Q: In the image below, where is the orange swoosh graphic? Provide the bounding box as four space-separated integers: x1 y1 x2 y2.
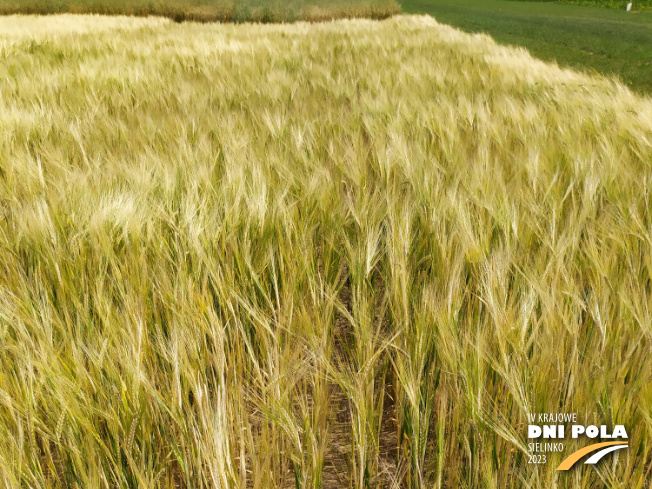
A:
556 442 628 471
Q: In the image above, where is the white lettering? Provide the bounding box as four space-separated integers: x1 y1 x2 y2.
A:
613 425 628 439
572 425 585 438
528 425 542 438
586 425 599 438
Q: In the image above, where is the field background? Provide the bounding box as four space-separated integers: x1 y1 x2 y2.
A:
0 0 400 21
0 13 651 489
0 0 649 95
402 0 652 95
561 0 652 9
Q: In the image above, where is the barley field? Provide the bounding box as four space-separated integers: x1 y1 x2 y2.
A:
0 14 651 489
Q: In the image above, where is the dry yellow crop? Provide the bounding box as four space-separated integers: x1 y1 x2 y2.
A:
0 14 651 488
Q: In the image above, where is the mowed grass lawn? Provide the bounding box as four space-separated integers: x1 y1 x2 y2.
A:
1 14 652 488
402 0 652 95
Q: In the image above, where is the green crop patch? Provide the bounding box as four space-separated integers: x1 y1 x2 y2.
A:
0 0 400 22
402 0 652 95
